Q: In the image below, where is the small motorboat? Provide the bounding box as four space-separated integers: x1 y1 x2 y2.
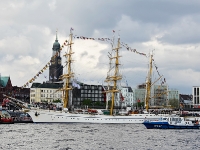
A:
0 109 14 124
143 116 200 129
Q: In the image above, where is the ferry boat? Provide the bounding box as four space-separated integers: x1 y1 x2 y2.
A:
27 30 174 124
143 116 200 129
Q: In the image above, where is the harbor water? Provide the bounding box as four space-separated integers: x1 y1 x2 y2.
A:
0 123 200 150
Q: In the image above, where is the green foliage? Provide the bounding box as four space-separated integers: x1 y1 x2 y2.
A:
93 101 105 106
53 99 62 103
82 99 106 107
41 100 48 103
132 102 144 108
107 100 112 108
137 102 144 107
82 99 92 106
168 98 179 108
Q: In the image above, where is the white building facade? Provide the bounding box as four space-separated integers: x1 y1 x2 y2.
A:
30 82 63 103
120 87 135 107
193 86 200 108
106 86 135 107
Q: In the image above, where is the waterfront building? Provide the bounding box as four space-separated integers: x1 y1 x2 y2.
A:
30 82 63 103
134 84 146 104
192 86 200 108
72 83 105 107
168 89 179 100
0 76 12 103
30 81 134 108
134 83 179 108
12 86 30 103
30 82 106 107
0 75 30 104
168 88 179 108
29 79 181 109
73 84 134 108
179 94 193 109
120 87 135 107
104 86 134 108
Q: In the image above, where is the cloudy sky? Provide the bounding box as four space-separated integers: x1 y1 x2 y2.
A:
1 0 200 94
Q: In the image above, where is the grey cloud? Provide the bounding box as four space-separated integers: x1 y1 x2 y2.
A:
80 51 88 58
1 0 200 94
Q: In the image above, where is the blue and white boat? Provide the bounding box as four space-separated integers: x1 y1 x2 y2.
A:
143 116 200 129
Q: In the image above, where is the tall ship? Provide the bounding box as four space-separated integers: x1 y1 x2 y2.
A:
27 30 174 124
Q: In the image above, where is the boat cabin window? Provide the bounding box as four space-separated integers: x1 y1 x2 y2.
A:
172 118 178 121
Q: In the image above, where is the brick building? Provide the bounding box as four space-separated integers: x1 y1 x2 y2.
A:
0 76 13 103
0 76 30 104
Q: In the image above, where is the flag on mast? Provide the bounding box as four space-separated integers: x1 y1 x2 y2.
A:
70 27 74 31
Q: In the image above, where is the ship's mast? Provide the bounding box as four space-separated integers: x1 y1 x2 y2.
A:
109 37 122 115
145 54 153 112
105 33 115 110
62 31 74 108
105 54 112 110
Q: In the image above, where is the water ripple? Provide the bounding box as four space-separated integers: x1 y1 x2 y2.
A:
0 123 200 149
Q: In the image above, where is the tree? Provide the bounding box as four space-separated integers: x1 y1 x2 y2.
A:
82 99 92 106
133 102 144 109
94 101 105 106
107 100 112 108
53 99 61 103
138 102 144 108
168 98 179 109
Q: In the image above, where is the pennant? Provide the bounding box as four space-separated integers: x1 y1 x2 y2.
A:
120 93 124 101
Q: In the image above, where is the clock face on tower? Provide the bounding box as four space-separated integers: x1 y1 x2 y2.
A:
58 59 61 64
51 57 55 64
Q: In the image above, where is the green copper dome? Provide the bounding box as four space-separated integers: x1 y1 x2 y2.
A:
52 32 60 51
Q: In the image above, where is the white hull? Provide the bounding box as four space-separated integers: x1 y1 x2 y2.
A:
27 109 175 124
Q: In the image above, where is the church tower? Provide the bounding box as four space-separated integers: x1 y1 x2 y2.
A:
49 31 63 82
